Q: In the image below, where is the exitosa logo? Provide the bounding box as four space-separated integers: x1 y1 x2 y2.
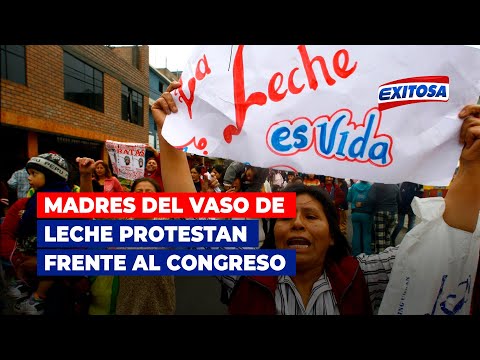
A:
377 76 449 111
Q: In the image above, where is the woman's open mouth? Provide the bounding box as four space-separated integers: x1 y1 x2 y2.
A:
286 238 311 249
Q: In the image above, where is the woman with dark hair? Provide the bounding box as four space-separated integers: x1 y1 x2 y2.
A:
130 177 162 193
210 164 225 192
232 182 375 315
262 183 351 257
190 165 204 192
152 81 480 315
152 83 386 314
92 161 123 193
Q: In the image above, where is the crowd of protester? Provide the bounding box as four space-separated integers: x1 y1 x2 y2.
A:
0 84 478 316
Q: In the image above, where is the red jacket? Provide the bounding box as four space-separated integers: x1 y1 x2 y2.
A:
0 197 28 261
228 256 372 315
321 183 345 209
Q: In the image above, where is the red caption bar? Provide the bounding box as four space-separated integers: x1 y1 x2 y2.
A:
37 192 296 219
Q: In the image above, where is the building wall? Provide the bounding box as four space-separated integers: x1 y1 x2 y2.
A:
1 45 150 146
156 68 181 82
149 68 163 101
148 66 171 150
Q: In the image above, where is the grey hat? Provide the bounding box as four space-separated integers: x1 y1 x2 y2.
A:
26 153 69 181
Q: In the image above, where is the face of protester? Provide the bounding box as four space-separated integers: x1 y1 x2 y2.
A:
211 168 221 180
146 159 157 172
27 168 46 190
233 178 242 192
133 181 157 193
274 193 333 273
95 163 106 177
132 181 157 219
190 168 201 182
245 168 255 182
287 174 294 182
325 176 333 184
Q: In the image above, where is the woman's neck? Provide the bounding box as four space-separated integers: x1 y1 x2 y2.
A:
291 265 324 307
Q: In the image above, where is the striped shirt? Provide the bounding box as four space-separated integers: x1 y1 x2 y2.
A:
219 246 398 315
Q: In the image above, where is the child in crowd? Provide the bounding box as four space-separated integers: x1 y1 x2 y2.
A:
11 153 72 315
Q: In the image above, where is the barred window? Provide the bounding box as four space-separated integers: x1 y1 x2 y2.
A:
64 51 104 112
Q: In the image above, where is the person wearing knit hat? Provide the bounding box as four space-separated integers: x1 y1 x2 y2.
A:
12 152 73 315
25 153 69 183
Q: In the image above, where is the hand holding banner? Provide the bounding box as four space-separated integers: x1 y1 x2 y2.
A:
162 45 480 185
106 140 146 181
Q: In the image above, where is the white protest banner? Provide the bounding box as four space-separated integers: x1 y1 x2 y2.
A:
162 45 480 185
105 140 146 181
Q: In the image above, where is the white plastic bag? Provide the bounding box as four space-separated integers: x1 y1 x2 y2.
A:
379 197 480 315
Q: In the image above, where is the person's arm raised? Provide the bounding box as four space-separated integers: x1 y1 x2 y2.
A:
76 157 102 192
152 81 196 193
443 104 480 232
146 144 159 157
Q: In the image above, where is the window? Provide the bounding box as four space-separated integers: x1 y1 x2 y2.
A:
1 45 26 84
121 84 144 126
64 51 103 112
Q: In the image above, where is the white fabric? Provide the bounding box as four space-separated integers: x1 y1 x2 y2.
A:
273 173 284 187
263 180 272 193
164 45 480 186
379 197 480 315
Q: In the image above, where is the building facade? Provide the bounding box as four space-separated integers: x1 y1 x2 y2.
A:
1 45 150 187
148 66 172 150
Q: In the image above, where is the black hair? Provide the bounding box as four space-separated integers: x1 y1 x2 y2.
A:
242 165 269 192
261 183 351 263
212 164 225 181
93 161 112 180
130 177 162 192
191 165 203 175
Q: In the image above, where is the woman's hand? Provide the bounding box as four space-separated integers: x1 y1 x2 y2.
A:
204 177 221 192
76 157 102 176
458 104 480 163
443 103 480 232
146 144 158 155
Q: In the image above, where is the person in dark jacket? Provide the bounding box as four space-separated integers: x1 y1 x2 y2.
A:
368 183 401 253
391 182 423 243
